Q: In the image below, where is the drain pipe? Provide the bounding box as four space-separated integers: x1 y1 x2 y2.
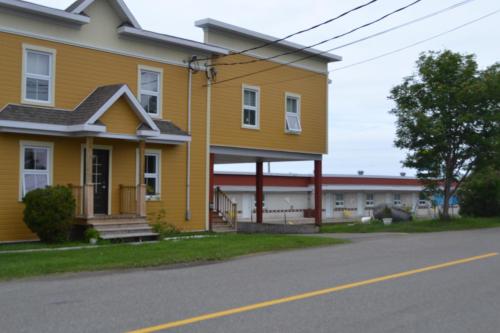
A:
185 57 195 221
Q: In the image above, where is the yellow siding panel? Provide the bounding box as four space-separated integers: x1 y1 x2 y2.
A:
99 97 141 135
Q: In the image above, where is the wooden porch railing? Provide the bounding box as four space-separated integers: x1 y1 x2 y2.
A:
119 185 137 215
68 184 84 217
214 186 237 226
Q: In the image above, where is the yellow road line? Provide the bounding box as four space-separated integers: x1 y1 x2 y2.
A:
127 252 498 333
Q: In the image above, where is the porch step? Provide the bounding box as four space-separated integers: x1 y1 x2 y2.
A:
100 231 158 241
87 216 158 241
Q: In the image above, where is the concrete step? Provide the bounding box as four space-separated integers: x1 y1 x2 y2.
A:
90 219 148 225
100 231 158 240
95 226 154 236
93 223 151 230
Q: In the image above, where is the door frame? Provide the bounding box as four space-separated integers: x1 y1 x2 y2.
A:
80 144 113 215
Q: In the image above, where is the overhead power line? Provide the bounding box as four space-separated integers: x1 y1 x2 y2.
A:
196 0 379 62
210 8 499 87
212 0 424 67
332 9 500 72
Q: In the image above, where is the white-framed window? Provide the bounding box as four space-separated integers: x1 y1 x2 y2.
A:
242 85 260 129
366 193 374 207
418 193 429 207
138 65 163 117
137 149 161 200
335 193 344 208
20 141 53 199
393 193 402 206
285 92 301 133
22 44 56 106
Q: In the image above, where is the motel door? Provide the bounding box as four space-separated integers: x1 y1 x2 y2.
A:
324 192 334 218
241 194 253 219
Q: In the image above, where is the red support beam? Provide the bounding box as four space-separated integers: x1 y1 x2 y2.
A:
256 161 264 224
208 153 215 230
314 159 323 226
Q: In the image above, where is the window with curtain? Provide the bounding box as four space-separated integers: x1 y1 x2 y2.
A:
24 49 53 103
22 145 51 196
393 193 402 206
140 69 161 116
335 193 344 207
366 193 374 207
243 87 259 128
285 94 301 132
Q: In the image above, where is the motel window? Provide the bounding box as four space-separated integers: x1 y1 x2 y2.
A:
144 153 160 199
393 193 402 206
254 193 266 209
242 85 259 128
20 142 52 198
419 193 429 207
23 46 55 105
335 194 344 208
139 66 162 117
366 193 374 207
285 93 301 133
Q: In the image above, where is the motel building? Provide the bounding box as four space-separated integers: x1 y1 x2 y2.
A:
214 171 460 224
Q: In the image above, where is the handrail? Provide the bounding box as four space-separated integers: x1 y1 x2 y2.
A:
214 186 237 227
120 185 137 215
68 184 84 217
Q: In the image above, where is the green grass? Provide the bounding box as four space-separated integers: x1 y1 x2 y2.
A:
0 234 347 280
0 241 92 252
320 217 500 233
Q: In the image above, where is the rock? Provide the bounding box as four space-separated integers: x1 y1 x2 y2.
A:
373 204 412 222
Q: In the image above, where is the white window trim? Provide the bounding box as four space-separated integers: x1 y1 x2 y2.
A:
21 44 56 107
284 92 302 134
366 193 374 207
138 65 163 118
19 140 54 201
241 84 260 129
393 193 402 206
335 194 344 208
136 148 162 201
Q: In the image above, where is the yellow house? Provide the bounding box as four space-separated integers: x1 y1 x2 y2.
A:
0 0 341 242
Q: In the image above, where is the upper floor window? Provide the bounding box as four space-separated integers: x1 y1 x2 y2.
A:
20 141 53 198
285 93 301 133
366 193 374 207
393 193 402 206
22 45 56 105
335 193 344 208
138 66 162 117
242 85 260 129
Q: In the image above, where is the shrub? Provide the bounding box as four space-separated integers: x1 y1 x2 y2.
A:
84 228 100 243
458 167 500 217
23 186 76 243
148 209 180 238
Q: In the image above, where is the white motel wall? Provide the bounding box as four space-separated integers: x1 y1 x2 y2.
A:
214 172 460 222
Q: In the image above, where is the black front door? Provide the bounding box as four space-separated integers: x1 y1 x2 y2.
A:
84 149 110 215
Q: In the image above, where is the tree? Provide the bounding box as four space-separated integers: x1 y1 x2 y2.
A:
458 167 500 217
389 50 499 219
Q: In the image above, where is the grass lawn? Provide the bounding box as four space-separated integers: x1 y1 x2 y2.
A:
0 234 347 280
320 217 500 233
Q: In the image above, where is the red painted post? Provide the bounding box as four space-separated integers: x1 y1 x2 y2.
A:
256 161 264 224
209 153 215 230
314 159 323 226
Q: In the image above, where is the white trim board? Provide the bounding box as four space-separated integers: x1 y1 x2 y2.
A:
0 0 89 25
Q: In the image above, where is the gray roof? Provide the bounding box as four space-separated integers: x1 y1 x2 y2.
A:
0 84 188 137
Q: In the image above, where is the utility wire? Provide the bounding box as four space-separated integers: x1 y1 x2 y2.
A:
332 9 500 72
210 8 499 87
212 0 424 67
196 0 379 62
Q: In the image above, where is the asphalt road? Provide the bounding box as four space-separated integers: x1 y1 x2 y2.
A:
1 228 499 333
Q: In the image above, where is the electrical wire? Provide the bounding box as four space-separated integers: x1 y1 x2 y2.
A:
211 0 424 67
195 0 379 62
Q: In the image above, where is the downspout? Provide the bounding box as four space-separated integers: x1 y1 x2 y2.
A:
185 59 194 221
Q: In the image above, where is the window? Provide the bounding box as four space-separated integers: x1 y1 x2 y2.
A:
419 193 429 207
20 142 52 198
366 193 374 207
335 193 344 208
242 85 259 128
22 45 55 105
285 93 301 133
393 193 402 206
139 66 162 117
144 153 160 199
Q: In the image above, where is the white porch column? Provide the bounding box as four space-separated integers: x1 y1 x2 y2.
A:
83 137 94 218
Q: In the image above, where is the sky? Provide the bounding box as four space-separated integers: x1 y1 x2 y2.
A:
32 0 500 176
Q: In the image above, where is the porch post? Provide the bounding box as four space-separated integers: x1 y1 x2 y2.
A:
208 153 215 230
84 137 94 218
136 140 146 217
314 159 323 226
256 161 263 224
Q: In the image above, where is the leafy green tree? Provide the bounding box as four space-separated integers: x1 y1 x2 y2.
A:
458 167 500 217
389 50 499 219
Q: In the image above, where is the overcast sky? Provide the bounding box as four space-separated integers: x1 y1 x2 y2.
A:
34 0 499 176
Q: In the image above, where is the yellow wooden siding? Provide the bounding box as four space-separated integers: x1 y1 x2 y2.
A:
98 97 141 135
211 54 328 154
0 32 208 241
